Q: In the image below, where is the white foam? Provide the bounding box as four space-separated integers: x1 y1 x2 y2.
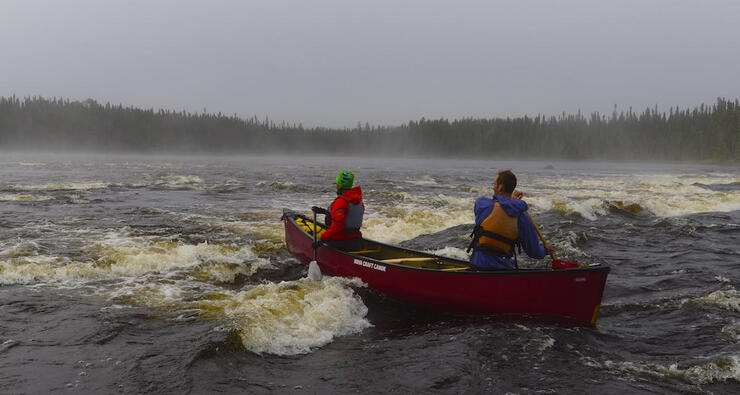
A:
105 280 205 309
547 231 591 262
65 193 90 204
155 175 203 189
0 234 270 286
537 336 555 352
0 241 42 258
695 290 740 312
256 180 295 189
0 256 76 285
214 277 371 355
406 175 438 186
526 173 740 219
91 235 271 280
570 198 608 221
361 193 473 243
0 339 19 353
0 193 54 201
664 355 740 384
721 321 740 342
217 220 285 243
715 276 732 283
7 182 109 191
602 355 740 385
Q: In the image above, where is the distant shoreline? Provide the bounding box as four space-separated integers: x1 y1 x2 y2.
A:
1 96 738 163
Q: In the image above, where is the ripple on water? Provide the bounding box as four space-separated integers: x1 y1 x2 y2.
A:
595 355 740 387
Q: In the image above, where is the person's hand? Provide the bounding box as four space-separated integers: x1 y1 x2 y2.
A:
312 240 324 249
311 206 327 214
545 244 555 256
512 190 523 200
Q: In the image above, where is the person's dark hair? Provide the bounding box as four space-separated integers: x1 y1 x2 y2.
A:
496 170 517 194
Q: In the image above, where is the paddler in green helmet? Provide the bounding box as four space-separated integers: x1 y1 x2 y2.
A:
312 170 365 251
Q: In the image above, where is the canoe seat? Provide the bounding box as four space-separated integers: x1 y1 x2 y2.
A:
349 248 382 255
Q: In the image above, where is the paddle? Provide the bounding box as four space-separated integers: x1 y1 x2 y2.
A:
307 210 323 280
526 213 580 269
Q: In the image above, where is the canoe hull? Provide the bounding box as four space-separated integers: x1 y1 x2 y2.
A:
283 210 609 325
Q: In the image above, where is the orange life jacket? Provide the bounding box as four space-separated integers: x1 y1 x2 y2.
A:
470 199 519 256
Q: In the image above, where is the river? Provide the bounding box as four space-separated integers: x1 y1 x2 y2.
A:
0 154 738 393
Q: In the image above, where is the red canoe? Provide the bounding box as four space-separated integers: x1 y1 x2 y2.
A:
282 209 609 325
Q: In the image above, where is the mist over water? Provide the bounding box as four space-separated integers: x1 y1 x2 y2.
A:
0 154 738 393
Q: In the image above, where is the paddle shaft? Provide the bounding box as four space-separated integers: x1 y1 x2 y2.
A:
526 213 556 261
312 210 318 261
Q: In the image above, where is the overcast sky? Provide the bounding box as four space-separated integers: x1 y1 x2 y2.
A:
1 0 738 128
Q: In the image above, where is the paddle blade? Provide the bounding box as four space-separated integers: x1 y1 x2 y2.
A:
551 259 580 270
307 260 323 280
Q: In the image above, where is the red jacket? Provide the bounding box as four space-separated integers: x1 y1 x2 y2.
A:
321 186 364 241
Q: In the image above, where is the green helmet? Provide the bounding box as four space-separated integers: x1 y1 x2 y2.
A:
335 170 355 189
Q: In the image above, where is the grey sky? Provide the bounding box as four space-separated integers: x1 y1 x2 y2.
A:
1 0 739 128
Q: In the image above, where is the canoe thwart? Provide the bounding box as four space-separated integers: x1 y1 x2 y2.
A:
382 257 470 270
382 257 438 263
349 248 382 255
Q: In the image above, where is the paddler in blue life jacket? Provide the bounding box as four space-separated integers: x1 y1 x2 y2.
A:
311 170 365 251
468 170 554 269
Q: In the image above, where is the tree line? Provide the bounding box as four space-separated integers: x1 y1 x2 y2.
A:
0 95 737 161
